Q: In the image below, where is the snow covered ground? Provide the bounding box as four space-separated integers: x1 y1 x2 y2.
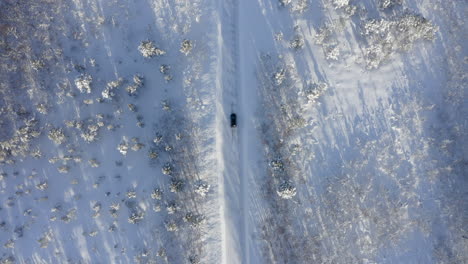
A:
0 0 466 263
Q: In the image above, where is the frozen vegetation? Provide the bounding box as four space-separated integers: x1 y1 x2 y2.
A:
0 0 466 263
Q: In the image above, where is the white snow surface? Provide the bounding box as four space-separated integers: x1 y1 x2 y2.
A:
0 0 466 263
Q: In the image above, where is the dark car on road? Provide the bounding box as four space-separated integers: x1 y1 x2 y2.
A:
230 113 237 128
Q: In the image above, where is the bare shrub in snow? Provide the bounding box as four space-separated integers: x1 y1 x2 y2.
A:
277 181 297 199
180 39 193 55
48 128 66 145
138 40 165 58
75 74 92 94
279 0 292 6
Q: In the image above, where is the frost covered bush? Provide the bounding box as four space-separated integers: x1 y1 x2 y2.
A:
332 0 350 9
138 40 165 58
48 128 66 144
75 74 92 94
180 39 193 55
362 13 437 69
277 181 297 199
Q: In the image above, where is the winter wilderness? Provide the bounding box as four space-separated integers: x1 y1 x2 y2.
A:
0 0 466 263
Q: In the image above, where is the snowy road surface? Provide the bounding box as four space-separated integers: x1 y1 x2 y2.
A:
0 0 467 263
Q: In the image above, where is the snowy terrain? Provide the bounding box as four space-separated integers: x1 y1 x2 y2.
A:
0 0 466 263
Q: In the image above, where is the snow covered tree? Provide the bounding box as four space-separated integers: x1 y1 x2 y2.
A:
277 181 297 199
194 182 211 197
379 0 402 9
48 128 66 145
74 74 92 94
138 40 165 58
169 178 184 193
162 162 173 175
180 39 193 55
290 35 304 50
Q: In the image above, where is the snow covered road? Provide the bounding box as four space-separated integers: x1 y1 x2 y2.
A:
0 0 466 263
